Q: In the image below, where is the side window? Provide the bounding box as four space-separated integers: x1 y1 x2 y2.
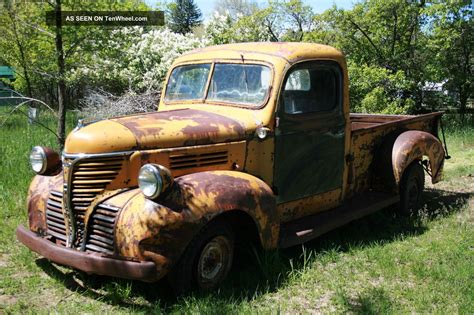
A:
283 62 341 115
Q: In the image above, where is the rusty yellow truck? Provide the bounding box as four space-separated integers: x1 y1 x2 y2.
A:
17 42 447 292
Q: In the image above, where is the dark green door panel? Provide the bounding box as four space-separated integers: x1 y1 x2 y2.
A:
274 60 345 204
275 121 345 203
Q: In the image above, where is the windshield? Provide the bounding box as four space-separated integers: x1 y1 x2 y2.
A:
164 64 211 101
165 63 271 107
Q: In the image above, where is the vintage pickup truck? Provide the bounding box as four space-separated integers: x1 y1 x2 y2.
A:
17 42 447 292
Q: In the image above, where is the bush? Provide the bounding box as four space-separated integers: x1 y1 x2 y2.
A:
71 27 209 94
348 61 414 114
79 89 160 120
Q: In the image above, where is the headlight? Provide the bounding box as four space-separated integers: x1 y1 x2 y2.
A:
29 146 60 175
30 146 46 174
138 164 173 199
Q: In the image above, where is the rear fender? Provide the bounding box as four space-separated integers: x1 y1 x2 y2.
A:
392 130 445 185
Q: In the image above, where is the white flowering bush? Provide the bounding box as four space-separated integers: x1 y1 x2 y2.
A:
122 29 209 90
76 27 209 118
204 11 234 45
71 27 208 93
204 10 273 44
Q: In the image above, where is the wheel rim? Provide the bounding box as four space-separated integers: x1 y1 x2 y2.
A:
197 235 232 288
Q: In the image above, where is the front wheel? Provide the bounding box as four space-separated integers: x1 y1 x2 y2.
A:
169 221 234 294
399 161 425 215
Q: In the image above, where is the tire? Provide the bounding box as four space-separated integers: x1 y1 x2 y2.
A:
168 220 234 294
399 161 425 216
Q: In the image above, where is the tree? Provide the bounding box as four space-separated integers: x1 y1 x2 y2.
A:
74 27 208 92
168 0 203 34
426 2 472 119
205 0 314 43
54 0 66 148
309 1 431 110
0 1 37 97
0 0 152 147
214 0 258 17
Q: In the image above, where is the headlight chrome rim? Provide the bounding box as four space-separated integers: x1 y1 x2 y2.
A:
138 164 164 199
29 146 61 176
30 146 47 174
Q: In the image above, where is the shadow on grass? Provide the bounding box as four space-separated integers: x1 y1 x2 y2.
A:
35 188 471 312
334 286 394 314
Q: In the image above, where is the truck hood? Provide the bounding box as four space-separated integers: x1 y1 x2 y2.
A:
64 109 247 154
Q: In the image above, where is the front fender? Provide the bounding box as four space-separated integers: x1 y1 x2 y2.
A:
26 173 62 234
111 171 278 271
392 130 445 185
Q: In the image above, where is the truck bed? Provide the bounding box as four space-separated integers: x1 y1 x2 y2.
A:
347 112 443 197
350 112 442 132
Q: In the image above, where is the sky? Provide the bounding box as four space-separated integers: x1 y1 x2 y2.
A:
146 0 356 19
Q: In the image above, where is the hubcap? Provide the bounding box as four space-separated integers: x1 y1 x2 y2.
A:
197 235 232 288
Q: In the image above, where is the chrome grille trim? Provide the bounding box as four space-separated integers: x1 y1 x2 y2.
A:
61 151 132 248
45 190 67 246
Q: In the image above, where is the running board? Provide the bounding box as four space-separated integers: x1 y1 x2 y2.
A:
279 192 400 248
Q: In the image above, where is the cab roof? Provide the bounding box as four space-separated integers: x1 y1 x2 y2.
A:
173 42 346 65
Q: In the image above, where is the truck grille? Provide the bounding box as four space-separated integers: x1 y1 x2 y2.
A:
46 190 67 246
68 156 125 246
85 204 120 254
45 191 120 254
169 150 228 170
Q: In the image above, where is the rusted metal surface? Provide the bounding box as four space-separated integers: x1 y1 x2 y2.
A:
392 130 445 185
277 188 341 223
111 171 278 275
65 109 247 154
16 225 160 282
19 42 448 284
127 141 247 185
174 42 345 67
27 173 62 235
244 137 274 185
351 112 443 132
42 147 62 175
348 113 441 197
279 191 400 248
64 119 138 154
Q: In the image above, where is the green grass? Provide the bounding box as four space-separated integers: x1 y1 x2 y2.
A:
0 108 473 313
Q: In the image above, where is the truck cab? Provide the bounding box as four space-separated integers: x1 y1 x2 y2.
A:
17 42 446 292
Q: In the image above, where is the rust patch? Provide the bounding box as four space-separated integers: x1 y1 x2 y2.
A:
348 113 441 197
111 109 247 149
27 173 63 234
112 170 278 276
277 188 342 223
392 130 445 185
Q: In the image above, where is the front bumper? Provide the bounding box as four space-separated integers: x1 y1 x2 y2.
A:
16 225 159 282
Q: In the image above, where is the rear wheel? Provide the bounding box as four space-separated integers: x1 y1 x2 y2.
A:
169 221 234 294
399 161 425 215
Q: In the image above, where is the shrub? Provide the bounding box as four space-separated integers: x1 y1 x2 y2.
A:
79 89 160 120
348 61 414 114
71 27 209 94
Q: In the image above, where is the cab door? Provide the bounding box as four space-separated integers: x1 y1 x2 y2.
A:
274 60 346 207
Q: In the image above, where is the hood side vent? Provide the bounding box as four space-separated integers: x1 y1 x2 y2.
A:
169 151 228 170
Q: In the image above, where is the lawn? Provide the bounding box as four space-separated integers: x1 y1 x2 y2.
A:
0 108 472 313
